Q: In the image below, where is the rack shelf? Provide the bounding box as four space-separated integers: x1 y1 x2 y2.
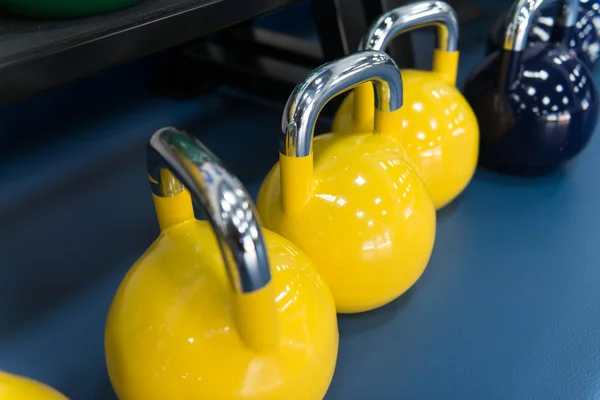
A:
0 0 297 106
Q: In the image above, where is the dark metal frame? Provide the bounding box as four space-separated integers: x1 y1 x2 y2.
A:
0 0 480 107
0 0 299 106
161 0 424 109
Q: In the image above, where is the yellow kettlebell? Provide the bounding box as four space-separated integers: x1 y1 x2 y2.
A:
257 50 436 314
0 371 68 399
333 0 479 209
105 128 339 400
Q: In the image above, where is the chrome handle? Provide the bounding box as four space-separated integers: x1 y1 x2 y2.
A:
280 50 403 157
503 0 578 51
147 127 272 293
360 1 459 53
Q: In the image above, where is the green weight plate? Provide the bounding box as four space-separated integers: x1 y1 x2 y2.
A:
1 0 142 19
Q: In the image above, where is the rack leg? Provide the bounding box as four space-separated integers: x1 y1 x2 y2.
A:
310 0 367 60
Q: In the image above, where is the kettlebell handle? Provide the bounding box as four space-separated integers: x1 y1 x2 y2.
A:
147 127 272 294
360 1 459 53
281 50 403 158
503 0 578 51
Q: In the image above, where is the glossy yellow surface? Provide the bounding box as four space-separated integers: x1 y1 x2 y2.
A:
0 371 68 400
105 191 339 400
333 50 479 209
257 111 437 314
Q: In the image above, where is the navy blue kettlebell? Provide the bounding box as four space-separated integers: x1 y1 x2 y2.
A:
486 0 600 70
464 0 599 175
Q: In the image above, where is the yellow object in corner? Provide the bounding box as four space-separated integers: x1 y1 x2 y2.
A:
105 128 338 400
0 371 68 400
257 51 436 314
333 2 479 210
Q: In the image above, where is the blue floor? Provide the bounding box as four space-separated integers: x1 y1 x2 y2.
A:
4 1 600 399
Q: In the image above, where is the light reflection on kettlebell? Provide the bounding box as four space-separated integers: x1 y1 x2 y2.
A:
511 55 593 119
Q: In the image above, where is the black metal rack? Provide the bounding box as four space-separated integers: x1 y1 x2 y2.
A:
164 0 481 109
0 0 481 108
0 0 299 106
165 0 421 113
